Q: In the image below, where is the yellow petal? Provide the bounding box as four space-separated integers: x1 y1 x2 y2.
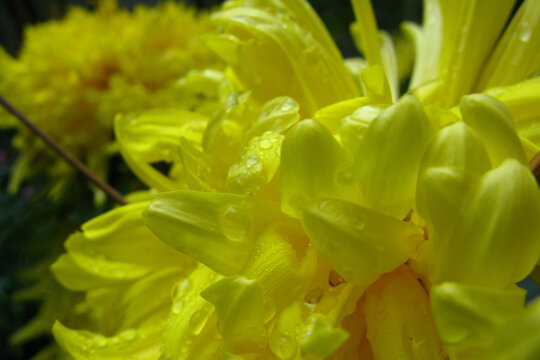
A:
436 0 518 107
245 96 300 139
434 159 540 288
115 109 208 191
460 94 527 166
485 78 540 147
487 298 540 360
210 4 358 116
201 276 266 346
241 222 316 309
280 119 350 217
403 0 442 90
313 96 377 133
360 64 393 103
53 321 163 360
475 0 540 91
417 122 491 254
163 264 222 359
355 95 434 218
302 198 422 287
431 282 525 357
298 314 349 358
350 0 381 66
144 191 280 275
363 265 445 360
51 246 150 291
226 131 283 195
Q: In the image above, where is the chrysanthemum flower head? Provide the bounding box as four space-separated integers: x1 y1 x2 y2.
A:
50 0 540 359
0 0 220 199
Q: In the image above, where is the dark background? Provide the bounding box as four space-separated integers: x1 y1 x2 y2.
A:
0 0 533 359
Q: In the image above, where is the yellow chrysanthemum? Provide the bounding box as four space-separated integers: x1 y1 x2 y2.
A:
50 0 540 359
0 0 221 200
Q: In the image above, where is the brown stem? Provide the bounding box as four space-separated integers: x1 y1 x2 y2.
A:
0 94 127 205
530 151 540 186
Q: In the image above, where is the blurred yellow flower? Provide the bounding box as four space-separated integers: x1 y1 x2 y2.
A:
0 0 221 200
49 0 540 359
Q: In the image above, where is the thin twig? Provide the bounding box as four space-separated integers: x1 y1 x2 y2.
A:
530 151 540 186
0 94 127 205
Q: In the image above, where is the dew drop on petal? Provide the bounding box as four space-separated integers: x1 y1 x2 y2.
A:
189 310 210 335
280 98 296 111
328 270 345 287
120 329 136 341
351 216 365 231
93 335 107 348
519 22 532 42
259 139 272 149
173 279 191 299
218 205 251 241
172 300 184 314
304 287 323 305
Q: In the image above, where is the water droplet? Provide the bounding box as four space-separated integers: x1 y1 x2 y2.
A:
318 199 335 213
120 329 136 341
337 165 354 185
218 205 251 242
172 300 184 314
328 270 345 287
270 328 297 359
280 99 296 112
259 139 272 149
519 22 532 42
304 287 323 305
232 15 255 25
93 336 107 347
351 216 365 231
264 299 277 323
173 279 191 299
245 155 259 168
189 310 210 335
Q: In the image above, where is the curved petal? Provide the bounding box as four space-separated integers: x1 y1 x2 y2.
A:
355 95 434 218
434 159 540 288
301 198 422 287
431 282 525 357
